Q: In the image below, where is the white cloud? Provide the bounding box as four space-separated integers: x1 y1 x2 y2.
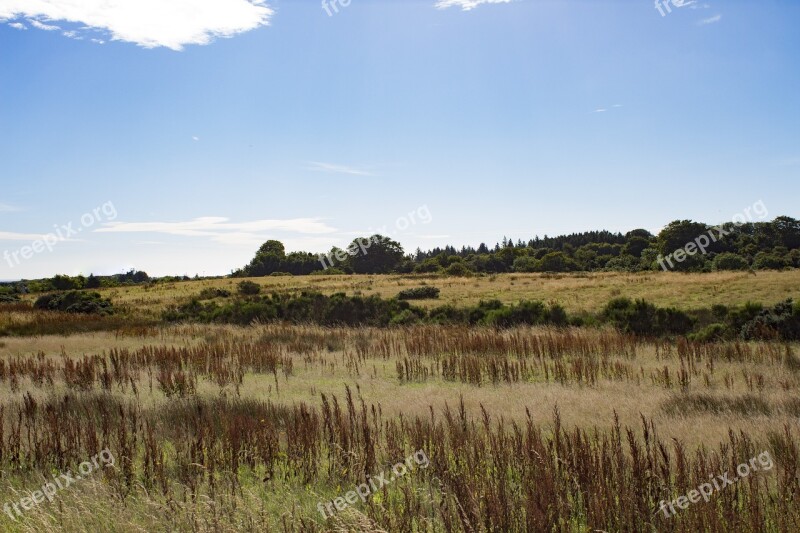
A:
192 136 200 141
0 0 274 50
8 21 26 29
435 0 513 10
28 19 58 31
306 161 376 177
698 14 722 25
592 108 607 113
94 217 338 246
0 231 47 241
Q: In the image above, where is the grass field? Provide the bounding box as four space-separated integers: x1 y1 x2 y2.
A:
1 272 799 531
65 269 800 318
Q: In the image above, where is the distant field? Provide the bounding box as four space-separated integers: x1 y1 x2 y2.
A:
69 270 800 318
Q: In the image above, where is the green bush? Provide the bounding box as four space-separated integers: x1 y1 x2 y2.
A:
445 262 472 276
398 286 440 300
688 323 727 342
34 291 113 315
713 253 749 271
753 252 788 270
237 280 261 295
483 301 567 328
601 297 693 336
198 287 231 300
740 299 800 340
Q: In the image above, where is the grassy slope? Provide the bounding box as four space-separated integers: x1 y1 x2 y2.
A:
44 270 800 319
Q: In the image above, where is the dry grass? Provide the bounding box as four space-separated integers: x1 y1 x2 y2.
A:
0 323 798 530
30 270 799 318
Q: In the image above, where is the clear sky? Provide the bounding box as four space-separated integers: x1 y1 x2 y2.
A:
1 0 798 279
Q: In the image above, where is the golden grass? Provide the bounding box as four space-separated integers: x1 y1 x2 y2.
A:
44 270 800 318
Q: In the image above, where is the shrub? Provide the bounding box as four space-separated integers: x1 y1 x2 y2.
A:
688 323 727 342
601 297 693 336
753 252 788 270
237 280 261 296
34 291 113 315
413 259 443 274
740 299 800 340
311 268 345 275
445 262 472 276
428 305 470 324
389 309 421 326
713 253 749 271
198 288 231 300
483 301 567 328
398 286 440 300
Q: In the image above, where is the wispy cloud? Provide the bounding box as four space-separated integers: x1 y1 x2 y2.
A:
0 203 23 213
0 231 47 242
0 0 274 50
306 162 376 177
698 14 722 25
95 217 337 246
28 19 59 31
435 0 513 11
8 21 26 30
591 104 622 114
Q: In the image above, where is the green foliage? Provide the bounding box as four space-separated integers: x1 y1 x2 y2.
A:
397 286 441 300
740 299 800 340
753 252 788 270
713 253 749 271
34 291 113 314
348 235 405 274
688 323 727 342
237 281 261 296
164 292 421 327
601 298 693 336
232 216 800 276
198 287 231 300
484 301 568 328
444 262 473 276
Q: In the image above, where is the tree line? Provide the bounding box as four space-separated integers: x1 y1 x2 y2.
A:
235 216 800 276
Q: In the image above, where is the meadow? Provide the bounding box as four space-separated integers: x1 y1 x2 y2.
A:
73 270 800 317
0 271 798 532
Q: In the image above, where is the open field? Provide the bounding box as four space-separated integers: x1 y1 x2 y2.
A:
44 270 800 319
0 313 798 531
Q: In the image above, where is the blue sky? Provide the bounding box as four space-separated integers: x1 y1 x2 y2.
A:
1 0 798 279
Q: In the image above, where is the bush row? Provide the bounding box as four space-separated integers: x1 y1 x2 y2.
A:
163 290 800 341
